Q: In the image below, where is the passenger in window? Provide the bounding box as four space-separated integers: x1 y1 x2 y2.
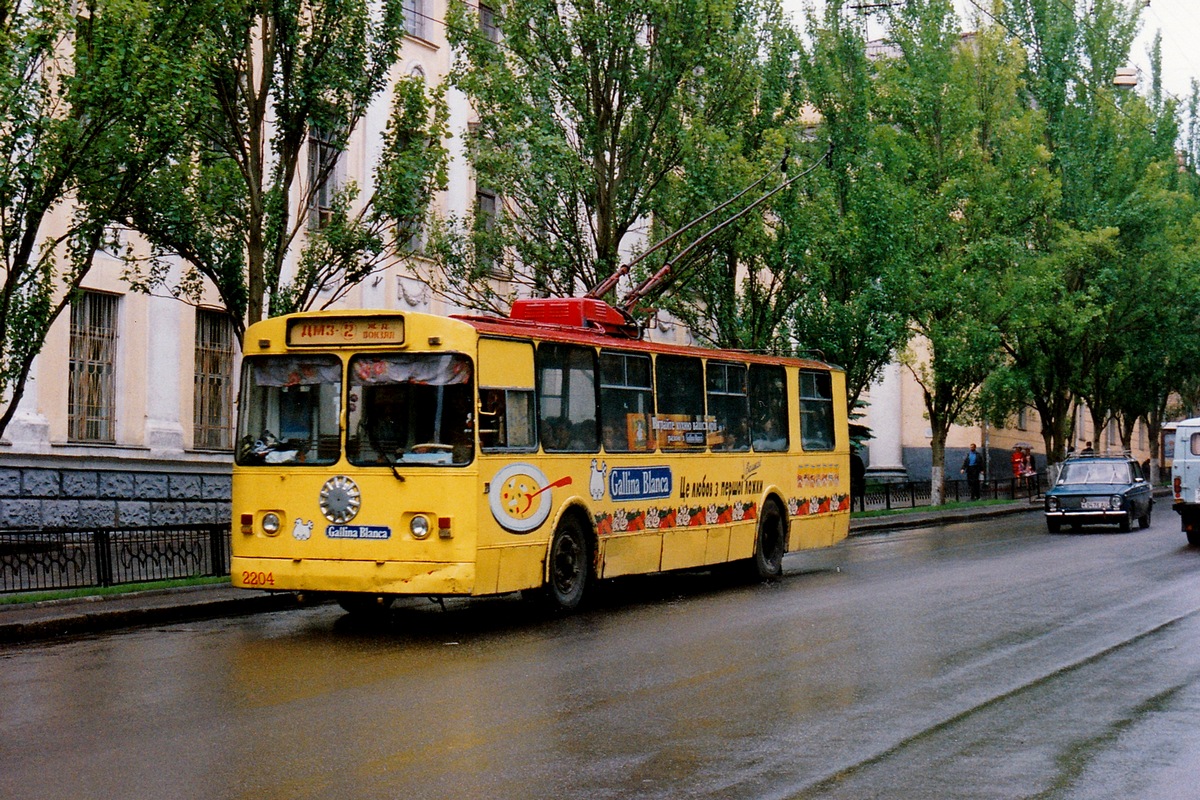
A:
603 418 626 452
753 418 787 451
542 417 569 450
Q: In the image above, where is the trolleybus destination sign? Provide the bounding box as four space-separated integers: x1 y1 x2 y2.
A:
287 316 405 346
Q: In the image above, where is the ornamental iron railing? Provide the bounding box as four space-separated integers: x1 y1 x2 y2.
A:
0 524 230 594
852 474 1045 513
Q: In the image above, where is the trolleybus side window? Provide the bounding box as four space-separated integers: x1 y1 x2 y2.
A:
537 343 598 452
749 364 789 451
236 355 342 465
707 361 750 451
655 355 707 450
479 388 537 451
799 369 836 451
346 353 474 466
600 350 654 452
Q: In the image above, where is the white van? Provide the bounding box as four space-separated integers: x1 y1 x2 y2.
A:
1171 417 1200 545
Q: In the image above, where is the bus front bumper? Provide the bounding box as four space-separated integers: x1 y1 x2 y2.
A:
231 556 475 596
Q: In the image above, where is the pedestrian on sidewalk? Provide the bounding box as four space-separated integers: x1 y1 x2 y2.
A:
961 443 984 500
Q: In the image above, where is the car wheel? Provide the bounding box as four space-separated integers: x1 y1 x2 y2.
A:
1138 504 1152 530
1118 512 1131 533
1046 518 1061 533
1188 528 1200 547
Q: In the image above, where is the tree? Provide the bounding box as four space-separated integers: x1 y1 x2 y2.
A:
881 1 1055 503
785 0 914 413
121 0 448 335
648 2 819 353
434 0 764 311
0 0 212 437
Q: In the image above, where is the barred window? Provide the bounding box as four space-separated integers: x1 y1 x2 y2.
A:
194 309 235 450
69 291 118 443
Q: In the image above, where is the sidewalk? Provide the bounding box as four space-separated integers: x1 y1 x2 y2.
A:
1 500 1043 644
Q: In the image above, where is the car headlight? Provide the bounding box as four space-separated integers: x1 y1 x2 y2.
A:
262 512 281 535
1110 495 1122 509
1047 497 1059 511
410 514 431 539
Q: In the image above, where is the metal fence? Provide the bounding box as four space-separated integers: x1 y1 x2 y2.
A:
853 474 1045 513
0 524 230 594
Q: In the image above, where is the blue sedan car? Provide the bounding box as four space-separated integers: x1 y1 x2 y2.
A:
1044 455 1153 533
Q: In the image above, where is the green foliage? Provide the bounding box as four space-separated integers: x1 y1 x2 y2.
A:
436 0 764 309
0 0 212 435
123 0 446 332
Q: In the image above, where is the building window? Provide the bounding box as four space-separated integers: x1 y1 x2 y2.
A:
476 187 506 276
194 309 235 450
403 0 425 39
68 291 118 443
1016 407 1027 431
307 125 341 230
479 2 499 42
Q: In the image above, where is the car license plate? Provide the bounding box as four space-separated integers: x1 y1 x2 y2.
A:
1080 500 1106 510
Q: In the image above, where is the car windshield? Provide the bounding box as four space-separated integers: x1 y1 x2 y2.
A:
236 355 342 465
346 353 474 466
1057 461 1129 485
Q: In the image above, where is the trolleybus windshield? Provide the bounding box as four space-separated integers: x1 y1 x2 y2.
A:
346 353 474 466
236 355 342 465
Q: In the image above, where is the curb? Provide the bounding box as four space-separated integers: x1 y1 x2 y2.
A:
0 586 303 645
849 502 1041 535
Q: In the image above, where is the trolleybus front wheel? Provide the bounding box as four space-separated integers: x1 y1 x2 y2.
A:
545 515 591 611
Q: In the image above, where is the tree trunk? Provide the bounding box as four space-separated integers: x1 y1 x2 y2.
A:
930 427 947 506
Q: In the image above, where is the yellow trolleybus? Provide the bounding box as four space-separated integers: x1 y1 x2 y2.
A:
231 298 850 614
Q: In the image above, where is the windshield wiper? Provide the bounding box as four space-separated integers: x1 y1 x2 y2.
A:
384 451 406 482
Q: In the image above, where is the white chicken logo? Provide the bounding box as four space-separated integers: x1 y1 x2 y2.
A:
292 518 313 541
589 459 608 501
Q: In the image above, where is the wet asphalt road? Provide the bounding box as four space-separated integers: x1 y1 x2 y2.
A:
5 510 1200 800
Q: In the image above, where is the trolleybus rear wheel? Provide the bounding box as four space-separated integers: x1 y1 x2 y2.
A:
751 499 786 581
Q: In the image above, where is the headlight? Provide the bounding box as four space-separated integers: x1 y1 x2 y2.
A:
410 515 431 539
262 512 281 535
1110 496 1122 509
1047 497 1059 511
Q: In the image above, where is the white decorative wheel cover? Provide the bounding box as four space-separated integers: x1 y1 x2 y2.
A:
320 475 361 523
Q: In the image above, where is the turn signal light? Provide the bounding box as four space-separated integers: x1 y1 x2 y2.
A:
1175 476 1182 500
438 516 452 539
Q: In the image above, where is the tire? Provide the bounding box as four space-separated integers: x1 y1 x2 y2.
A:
545 515 591 611
1138 503 1152 530
337 594 394 618
1118 512 1131 533
1188 528 1200 547
1046 518 1061 533
751 499 787 581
